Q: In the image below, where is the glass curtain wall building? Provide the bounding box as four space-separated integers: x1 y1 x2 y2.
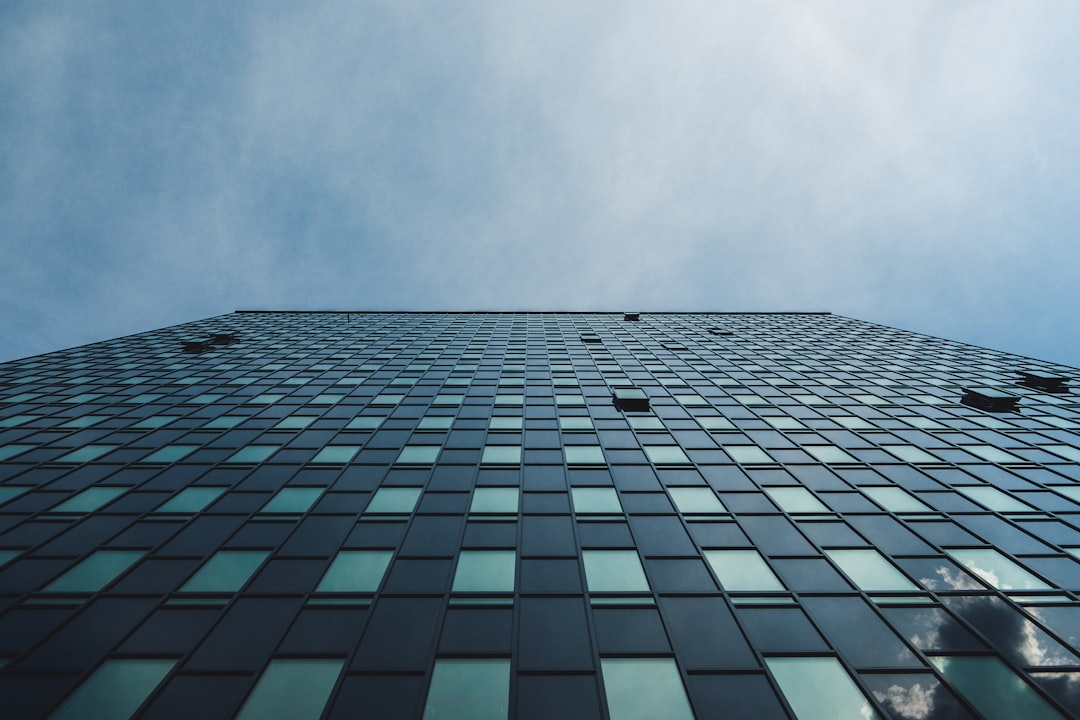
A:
2 311 1080 719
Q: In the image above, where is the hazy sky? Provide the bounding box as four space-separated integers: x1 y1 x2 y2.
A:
3 2 1079 366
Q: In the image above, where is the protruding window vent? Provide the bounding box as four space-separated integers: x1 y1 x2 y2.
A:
623 312 640 321
612 387 650 412
708 327 733 336
961 387 1020 412
580 333 602 344
182 340 213 354
1017 371 1070 394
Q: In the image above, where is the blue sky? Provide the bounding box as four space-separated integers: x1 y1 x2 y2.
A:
2 2 1079 366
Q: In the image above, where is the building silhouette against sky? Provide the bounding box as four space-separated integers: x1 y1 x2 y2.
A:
1 311 1080 719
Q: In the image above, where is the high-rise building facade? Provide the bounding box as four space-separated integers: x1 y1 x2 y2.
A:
1 311 1080 719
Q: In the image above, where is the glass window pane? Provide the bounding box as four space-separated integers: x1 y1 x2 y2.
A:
944 548 1053 590
155 486 225 514
704 550 785 592
452 551 516 593
600 658 694 720
764 487 829 513
365 487 422 514
862 486 932 513
642 445 691 465
583 550 649 592
44 550 145 592
51 487 128 513
140 445 200 463
572 487 622 514
310 445 361 464
419 416 455 430
236 660 344 720
275 416 317 430
766 657 880 720
261 487 324 514
803 445 858 463
49 659 175 720
627 416 664 430
929 656 1065 720
226 445 280 463
489 416 523 431
0 444 34 461
346 416 384 430
396 445 442 464
881 445 939 463
422 659 510 720
668 487 726 514
180 550 269 592
56 445 118 463
481 445 521 465
825 549 919 592
558 416 593 431
471 488 519 514
565 445 606 465
723 445 773 464
204 415 245 429
0 485 31 505
956 486 1030 512
316 550 393 592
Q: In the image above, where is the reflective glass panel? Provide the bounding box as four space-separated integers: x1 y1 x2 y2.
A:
572 487 622 514
422 660 510 720
766 657 880 720
956 486 1030 512
49 659 175 720
642 445 691 465
668 487 726 514
155 486 225 514
452 550 516 593
52 487 128 513
944 549 1053 590
316 550 393 592
365 487 422 514
862 486 933 513
825 549 919 592
704 550 785 592
583 550 650 592
311 445 361 463
481 445 521 465
261 487 324 514
140 445 200 463
226 445 280 463
44 550 145 592
397 445 442 464
471 487 519 514
180 550 269 592
235 660 344 720
929 656 1065 720
600 658 694 720
764 486 829 513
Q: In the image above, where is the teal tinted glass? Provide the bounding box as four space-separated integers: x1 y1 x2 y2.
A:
0 485 31 505
558 416 593 430
155 486 225 514
418 416 455 430
422 659 510 720
957 486 1029 512
52 486 128 513
133 415 178 429
803 444 858 463
452 551 516 592
627 416 665 430
310 393 343 404
346 416 384 430
565 445 606 464
226 445 280 463
929 656 1065 720
204 415 246 429
766 657 880 720
881 445 939 463
275 416 317 430
49 659 175 720
825 549 919 592
180 550 269 592
60 415 108 429
705 550 785 592
489 416 523 431
862 486 933 513
722 445 773 463
0 414 37 428
140 445 199 463
582 550 649 592
764 486 829 513
0 444 34 461
601 658 694 720
44 550 144 592
55 445 118 463
571 487 622 514
697 415 736 430
481 445 521 464
964 445 1022 463
471 487 519 514
668 487 726 514
944 548 1052 590
235 660 344 720
396 445 441 464
316 550 393 592
311 445 361 464
642 445 691 464
0 549 20 566
261 487 324 514
365 487 422 514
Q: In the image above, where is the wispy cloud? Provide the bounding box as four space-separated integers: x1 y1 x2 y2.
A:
2 1 1078 363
